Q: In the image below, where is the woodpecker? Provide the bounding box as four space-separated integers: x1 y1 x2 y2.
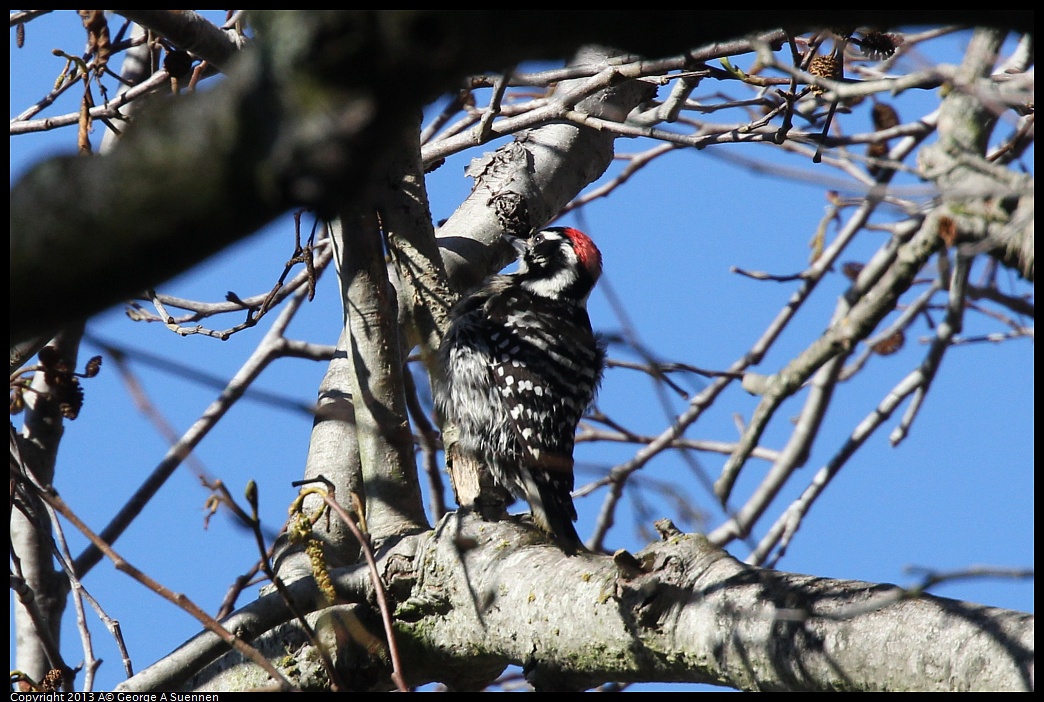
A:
435 227 606 553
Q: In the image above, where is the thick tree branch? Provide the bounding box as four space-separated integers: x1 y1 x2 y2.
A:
116 515 1034 692
377 114 454 363
403 517 1032 691
277 323 365 577
337 212 428 540
112 11 245 71
435 45 657 293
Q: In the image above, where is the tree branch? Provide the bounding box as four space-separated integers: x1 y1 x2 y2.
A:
122 515 1034 691
337 212 428 540
112 11 245 71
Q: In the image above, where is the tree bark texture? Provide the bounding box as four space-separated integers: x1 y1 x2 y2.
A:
120 513 1033 692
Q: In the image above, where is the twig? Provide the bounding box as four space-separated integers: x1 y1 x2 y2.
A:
948 329 1032 345
9 9 54 26
889 253 970 445
321 494 409 692
839 279 942 381
710 124 936 511
31 485 296 690
47 500 135 687
559 143 680 215
966 284 1034 319
74 289 312 577
731 266 809 282
420 33 788 166
205 479 345 690
478 67 513 139
576 425 780 463
903 564 1034 593
746 257 969 565
130 222 331 339
11 70 170 133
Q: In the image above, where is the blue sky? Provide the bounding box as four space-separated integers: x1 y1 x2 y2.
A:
11 14 1033 691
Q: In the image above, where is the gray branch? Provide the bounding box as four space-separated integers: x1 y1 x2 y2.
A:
338 211 429 540
117 515 1034 692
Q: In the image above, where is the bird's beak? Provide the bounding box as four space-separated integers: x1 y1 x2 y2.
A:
503 233 529 257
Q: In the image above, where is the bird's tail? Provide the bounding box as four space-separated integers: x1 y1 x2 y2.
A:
525 465 585 554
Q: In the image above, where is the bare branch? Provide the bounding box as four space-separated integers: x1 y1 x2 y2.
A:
74 289 312 576
336 212 428 539
111 11 245 71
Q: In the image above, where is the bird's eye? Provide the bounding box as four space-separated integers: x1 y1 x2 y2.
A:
533 232 545 243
